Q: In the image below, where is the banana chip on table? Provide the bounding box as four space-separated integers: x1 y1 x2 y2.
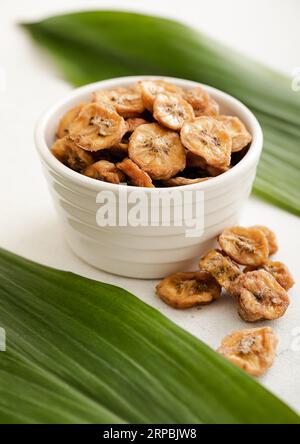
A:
199 249 241 291
252 225 278 255
153 93 194 130
156 271 221 309
244 260 294 291
69 102 127 152
128 123 186 180
218 226 269 266
181 117 232 169
218 327 278 377
51 137 94 172
83 160 125 184
229 270 290 322
116 158 154 188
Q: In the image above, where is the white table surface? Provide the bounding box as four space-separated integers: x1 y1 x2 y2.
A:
1 0 300 416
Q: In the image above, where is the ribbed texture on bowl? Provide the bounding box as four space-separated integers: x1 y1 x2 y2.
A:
42 163 256 278
36 76 263 279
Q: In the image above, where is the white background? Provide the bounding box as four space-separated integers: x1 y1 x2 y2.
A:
1 0 300 415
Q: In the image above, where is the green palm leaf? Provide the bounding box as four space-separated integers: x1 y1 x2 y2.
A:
0 248 299 423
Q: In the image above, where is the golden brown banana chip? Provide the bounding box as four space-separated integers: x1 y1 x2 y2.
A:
57 103 85 139
83 160 125 184
156 271 221 309
128 123 186 180
53 80 252 186
218 226 269 266
139 80 184 111
217 116 252 152
199 249 241 291
184 87 209 117
126 117 149 133
162 176 209 186
207 165 230 176
218 327 278 376
186 152 229 176
116 158 154 188
69 103 127 152
201 97 219 117
244 260 294 291
153 93 194 130
229 270 290 322
51 137 94 172
93 86 145 118
181 117 232 169
252 225 278 255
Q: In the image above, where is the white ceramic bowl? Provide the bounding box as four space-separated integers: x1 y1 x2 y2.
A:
35 76 263 279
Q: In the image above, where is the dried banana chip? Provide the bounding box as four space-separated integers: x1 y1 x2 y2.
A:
217 116 252 152
244 260 294 291
116 158 154 188
139 80 184 111
181 117 232 169
83 160 125 184
129 123 186 180
57 103 85 139
229 270 290 322
184 88 218 117
207 165 230 176
69 103 127 152
201 97 219 117
186 152 229 176
153 93 194 130
93 87 145 118
162 176 209 186
156 271 221 309
218 327 278 377
218 226 269 266
51 137 94 172
252 225 278 255
184 87 209 117
199 249 241 291
53 80 252 186
126 117 149 133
